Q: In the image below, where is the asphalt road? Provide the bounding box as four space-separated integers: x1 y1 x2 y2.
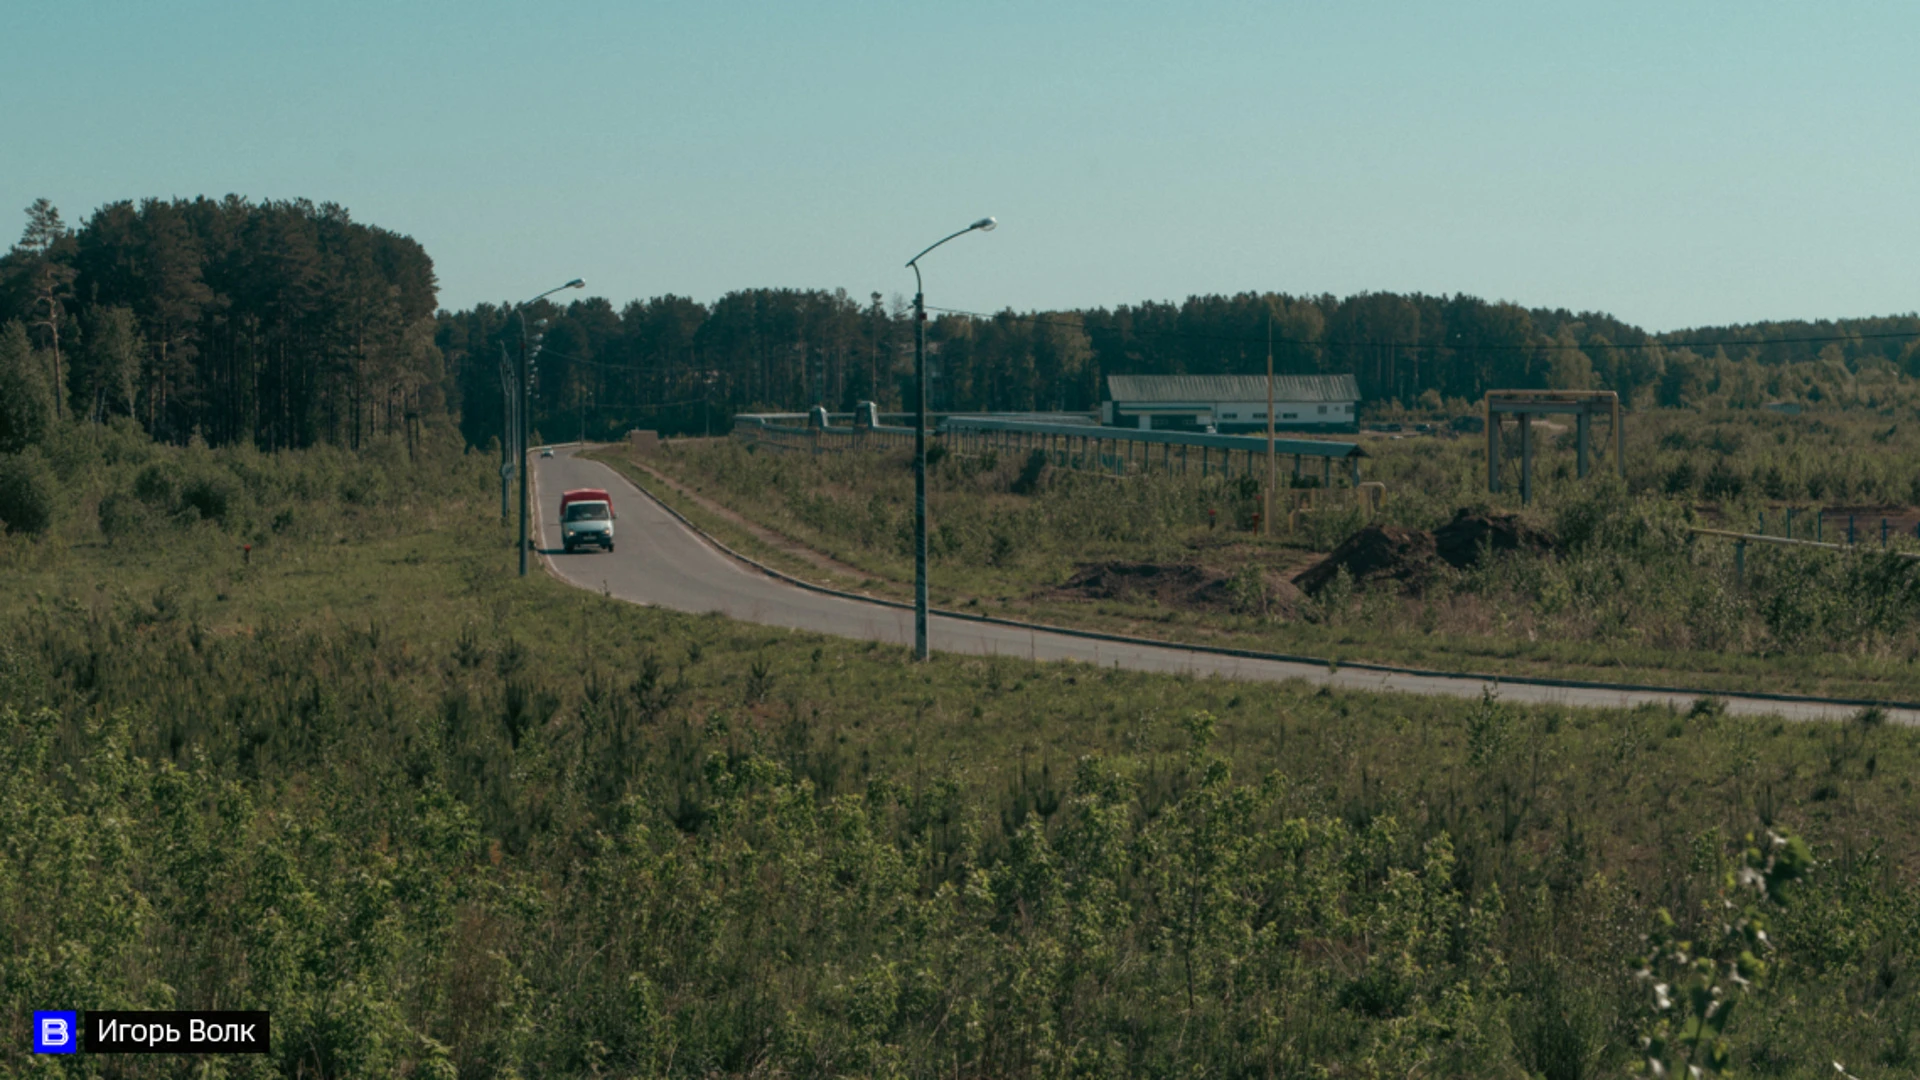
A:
533 447 1914 724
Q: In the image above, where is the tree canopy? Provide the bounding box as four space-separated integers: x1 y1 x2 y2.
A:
441 286 1920 445
0 196 439 449
8 195 1920 455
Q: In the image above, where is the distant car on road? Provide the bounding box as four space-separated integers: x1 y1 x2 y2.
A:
540 448 554 458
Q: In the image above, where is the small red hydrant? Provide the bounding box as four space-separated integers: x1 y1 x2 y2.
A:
1208 507 1217 530
242 544 252 565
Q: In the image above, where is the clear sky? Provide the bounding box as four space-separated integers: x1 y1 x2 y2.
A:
5 1 1917 331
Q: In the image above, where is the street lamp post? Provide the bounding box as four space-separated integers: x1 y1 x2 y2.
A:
517 279 585 576
905 217 996 660
500 343 517 523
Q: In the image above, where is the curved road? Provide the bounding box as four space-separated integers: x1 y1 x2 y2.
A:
533 447 1913 724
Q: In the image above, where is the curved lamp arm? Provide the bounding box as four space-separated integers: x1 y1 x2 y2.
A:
906 218 995 293
513 278 586 340
526 278 586 307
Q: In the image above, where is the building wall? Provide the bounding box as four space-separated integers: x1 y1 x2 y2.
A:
1210 399 1354 427
1110 398 1357 432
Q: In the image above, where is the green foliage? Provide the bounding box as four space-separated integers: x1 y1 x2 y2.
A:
72 303 140 421
1011 447 1049 494
0 449 55 535
1629 830 1814 1077
0 320 53 453
440 279 1920 446
4 435 1919 1074
623 409 1920 701
1 197 440 451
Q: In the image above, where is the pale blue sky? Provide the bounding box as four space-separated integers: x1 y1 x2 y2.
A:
6 1 1916 330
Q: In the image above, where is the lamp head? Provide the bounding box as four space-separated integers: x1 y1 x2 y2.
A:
970 217 997 232
566 279 585 289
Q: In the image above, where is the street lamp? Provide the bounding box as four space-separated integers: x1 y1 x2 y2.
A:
517 279 585 576
905 217 995 660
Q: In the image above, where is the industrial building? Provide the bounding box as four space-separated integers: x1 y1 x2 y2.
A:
1101 374 1361 433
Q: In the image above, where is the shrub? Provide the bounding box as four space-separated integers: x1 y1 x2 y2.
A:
133 461 182 507
179 468 240 523
1702 458 1745 499
97 492 154 541
1011 449 1049 495
338 463 389 506
0 451 55 535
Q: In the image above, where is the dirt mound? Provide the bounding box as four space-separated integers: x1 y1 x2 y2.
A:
1432 509 1557 569
1059 561 1215 603
1294 510 1559 596
1049 561 1300 618
1293 526 1439 595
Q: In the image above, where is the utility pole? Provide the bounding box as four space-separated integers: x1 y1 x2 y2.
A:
499 343 515 523
518 322 531 575
1264 311 1276 535
514 280 585 577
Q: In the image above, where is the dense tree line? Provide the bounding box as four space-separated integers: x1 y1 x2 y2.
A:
437 288 904 450
0 197 440 451
8 196 1918 457
441 286 1920 446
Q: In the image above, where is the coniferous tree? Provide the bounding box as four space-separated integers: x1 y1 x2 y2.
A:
0 197 442 450
4 200 77 420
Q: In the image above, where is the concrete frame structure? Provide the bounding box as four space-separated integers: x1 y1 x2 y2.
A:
1484 390 1623 506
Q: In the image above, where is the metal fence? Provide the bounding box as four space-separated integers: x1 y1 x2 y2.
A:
732 412 1369 486
942 416 1367 486
1690 523 1920 581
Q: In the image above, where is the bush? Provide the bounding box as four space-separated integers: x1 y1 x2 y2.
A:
1011 449 1049 495
97 491 153 542
338 463 389 506
133 461 181 507
0 451 55 535
179 469 240 523
1702 458 1745 498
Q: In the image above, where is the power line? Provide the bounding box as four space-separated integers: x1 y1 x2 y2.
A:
528 346 668 374
923 305 1920 355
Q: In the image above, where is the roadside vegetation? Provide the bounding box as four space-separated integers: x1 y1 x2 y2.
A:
0 421 1913 1076
6 194 1920 1074
606 408 1920 701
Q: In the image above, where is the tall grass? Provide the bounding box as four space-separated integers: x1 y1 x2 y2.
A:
628 412 1920 696
2 424 1918 1074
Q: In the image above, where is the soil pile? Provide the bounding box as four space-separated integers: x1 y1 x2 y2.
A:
1432 509 1557 568
1292 526 1439 595
1294 510 1559 596
1049 561 1301 617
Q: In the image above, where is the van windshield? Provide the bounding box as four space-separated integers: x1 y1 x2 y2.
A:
564 502 610 522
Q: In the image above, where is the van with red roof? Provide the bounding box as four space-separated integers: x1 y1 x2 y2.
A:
559 488 615 553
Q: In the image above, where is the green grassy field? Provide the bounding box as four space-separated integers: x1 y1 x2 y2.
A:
599 409 1920 702
3 424 1918 1076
